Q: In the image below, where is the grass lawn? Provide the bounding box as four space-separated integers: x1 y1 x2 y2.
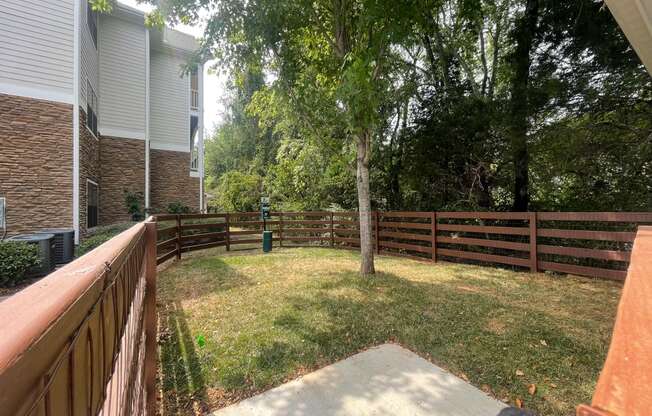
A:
157 247 622 416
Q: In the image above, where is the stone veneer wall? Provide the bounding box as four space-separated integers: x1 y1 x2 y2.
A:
79 109 101 235
0 94 73 236
99 136 145 225
150 149 200 213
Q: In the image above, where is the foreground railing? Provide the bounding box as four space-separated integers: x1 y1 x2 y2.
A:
155 211 652 281
0 218 158 416
577 226 652 415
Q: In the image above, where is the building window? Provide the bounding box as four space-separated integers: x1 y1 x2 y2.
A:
87 2 98 48
190 116 199 171
86 80 98 137
190 70 199 110
87 180 99 228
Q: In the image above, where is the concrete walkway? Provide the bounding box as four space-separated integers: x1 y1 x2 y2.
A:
213 343 508 416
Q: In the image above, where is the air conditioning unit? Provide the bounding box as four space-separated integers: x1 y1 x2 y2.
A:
36 228 75 264
8 233 56 277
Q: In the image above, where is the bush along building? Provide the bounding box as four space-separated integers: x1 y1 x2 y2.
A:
0 0 205 243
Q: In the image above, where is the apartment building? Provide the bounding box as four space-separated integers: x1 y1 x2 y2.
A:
0 0 205 242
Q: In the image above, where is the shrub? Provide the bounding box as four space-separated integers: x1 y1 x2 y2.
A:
167 202 190 214
77 223 134 257
0 241 40 287
124 190 145 221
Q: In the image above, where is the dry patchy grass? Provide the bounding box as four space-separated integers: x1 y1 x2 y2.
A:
157 247 621 416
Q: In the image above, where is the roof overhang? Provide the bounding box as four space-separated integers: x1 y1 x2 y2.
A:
605 0 652 75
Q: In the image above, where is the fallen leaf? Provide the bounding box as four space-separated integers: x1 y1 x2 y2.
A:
515 398 524 408
515 369 525 377
540 340 548 346
481 384 492 394
528 384 537 395
550 383 558 388
460 372 470 382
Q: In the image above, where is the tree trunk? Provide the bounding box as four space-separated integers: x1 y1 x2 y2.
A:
509 0 539 212
356 130 375 275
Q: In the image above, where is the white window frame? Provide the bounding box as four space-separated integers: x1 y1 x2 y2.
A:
86 79 99 139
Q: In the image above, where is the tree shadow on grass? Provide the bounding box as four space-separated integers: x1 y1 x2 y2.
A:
159 300 209 415
158 257 254 415
259 271 609 415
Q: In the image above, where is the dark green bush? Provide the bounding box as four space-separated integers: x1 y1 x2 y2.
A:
0 241 40 287
77 222 135 257
167 202 190 214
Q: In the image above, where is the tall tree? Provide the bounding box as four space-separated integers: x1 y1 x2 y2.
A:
141 0 417 275
508 0 539 211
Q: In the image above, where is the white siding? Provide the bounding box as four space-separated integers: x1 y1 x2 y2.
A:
80 0 99 109
150 51 189 151
98 15 146 138
0 0 74 102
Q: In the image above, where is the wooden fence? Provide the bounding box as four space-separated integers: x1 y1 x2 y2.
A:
155 211 652 281
0 219 158 416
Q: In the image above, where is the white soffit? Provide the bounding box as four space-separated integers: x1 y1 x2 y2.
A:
606 0 652 75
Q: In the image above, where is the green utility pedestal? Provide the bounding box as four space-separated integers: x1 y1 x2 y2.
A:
262 231 273 252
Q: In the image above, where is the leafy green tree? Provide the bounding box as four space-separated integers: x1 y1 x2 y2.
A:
212 171 263 212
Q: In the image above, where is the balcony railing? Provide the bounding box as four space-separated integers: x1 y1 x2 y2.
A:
191 89 199 110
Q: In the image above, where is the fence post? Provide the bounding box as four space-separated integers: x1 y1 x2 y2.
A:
279 212 284 247
225 213 231 251
529 212 538 273
175 214 181 260
431 211 437 262
374 211 380 254
330 212 334 247
144 219 158 416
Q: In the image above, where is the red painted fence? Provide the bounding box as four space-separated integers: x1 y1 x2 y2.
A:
155 211 652 281
0 218 158 416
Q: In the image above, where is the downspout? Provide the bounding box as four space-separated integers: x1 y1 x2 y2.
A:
145 29 151 213
198 63 205 212
72 0 81 244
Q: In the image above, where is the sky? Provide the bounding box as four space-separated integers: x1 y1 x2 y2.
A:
120 0 226 134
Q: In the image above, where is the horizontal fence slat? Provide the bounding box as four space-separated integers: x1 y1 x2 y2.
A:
379 221 432 230
437 236 530 252
537 261 627 281
282 236 329 241
537 212 652 222
437 211 531 220
180 231 227 243
156 237 177 250
181 241 227 253
157 249 177 265
281 220 332 225
438 248 531 267
378 231 432 242
538 245 631 262
437 223 530 236
231 221 280 227
178 213 227 220
154 214 178 221
538 229 636 242
179 222 226 231
282 227 330 233
281 211 331 217
379 241 432 253
379 250 431 262
380 211 433 218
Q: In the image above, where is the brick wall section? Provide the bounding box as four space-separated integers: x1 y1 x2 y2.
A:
150 149 200 213
79 109 101 235
99 137 145 225
0 94 73 236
